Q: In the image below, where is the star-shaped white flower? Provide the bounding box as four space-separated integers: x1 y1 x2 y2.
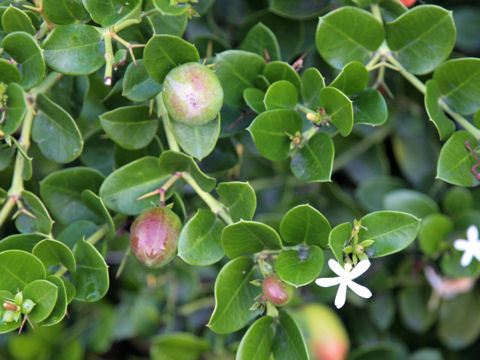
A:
315 259 372 309
453 225 480 267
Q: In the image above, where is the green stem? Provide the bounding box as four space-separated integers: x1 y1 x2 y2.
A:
370 4 383 24
104 30 114 86
386 55 426 94
365 53 381 71
182 173 233 225
30 72 61 97
156 94 180 152
296 104 316 115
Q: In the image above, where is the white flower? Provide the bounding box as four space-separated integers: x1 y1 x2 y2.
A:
453 225 480 267
315 259 372 309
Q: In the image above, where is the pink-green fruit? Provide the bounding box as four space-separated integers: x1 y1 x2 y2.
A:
162 62 223 126
130 207 182 268
294 304 349 360
262 274 294 306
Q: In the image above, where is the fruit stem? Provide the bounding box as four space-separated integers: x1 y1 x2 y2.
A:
156 94 181 152
182 173 233 225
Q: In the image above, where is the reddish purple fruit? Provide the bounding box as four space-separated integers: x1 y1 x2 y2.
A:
162 62 223 126
262 274 294 306
130 207 182 268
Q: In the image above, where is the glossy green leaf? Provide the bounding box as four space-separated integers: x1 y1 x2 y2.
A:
352 88 388 126
0 58 21 84
216 182 256 222
208 256 262 334
316 6 385 69
437 131 480 187
330 61 369 95
71 239 109 302
276 246 324 287
144 34 200 83
123 59 163 102
32 239 76 272
43 0 84 25
383 189 439 219
264 80 298 110
355 176 405 212
43 24 105 75
158 150 216 191
433 58 480 116
0 250 46 293
14 190 53 235
386 5 455 75
2 32 45 89
100 105 158 150
100 156 169 215
222 221 282 258
239 22 280 61
418 214 453 256
272 310 309 360
0 290 20 334
358 211 421 258
290 132 335 182
243 87 266 113
442 187 473 216
329 222 351 266
0 83 26 135
146 10 188 37
32 93 83 163
42 275 68 325
152 0 191 16
1 6 35 35
301 67 325 109
0 234 43 252
81 189 115 238
40 167 104 224
424 80 455 140
150 333 210 360
320 87 353 136
178 209 225 266
114 135 163 168
23 279 58 323
83 0 141 27
248 109 302 161
263 61 301 93
236 316 274 360
279 204 330 247
215 50 266 108
62 277 76 305
269 0 327 20
398 285 436 333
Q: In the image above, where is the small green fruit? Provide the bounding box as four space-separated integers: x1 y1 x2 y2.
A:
130 207 182 268
262 274 294 306
162 62 223 126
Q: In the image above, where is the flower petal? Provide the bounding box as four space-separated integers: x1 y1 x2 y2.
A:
328 259 346 277
334 282 347 309
348 280 372 299
460 250 474 267
349 259 371 280
467 225 479 243
315 277 342 287
454 239 468 251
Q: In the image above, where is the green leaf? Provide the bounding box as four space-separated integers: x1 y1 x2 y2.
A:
437 131 480 187
383 189 439 219
81 189 115 238
22 279 58 323
398 286 436 334
386 5 455 75
441 249 480 278
2 32 45 89
40 167 104 225
208 256 262 334
0 83 26 135
367 291 395 331
276 246 324 287
239 22 281 61
215 50 266 108
222 221 282 258
269 0 328 20
433 58 480 116
152 0 191 16
158 150 216 191
236 316 275 360
408 349 442 360
352 89 388 126
42 275 68 325
248 109 303 161
279 204 330 247
83 0 141 27
330 61 369 95
272 310 309 360
43 24 105 75
169 114 221 160
14 190 53 235
0 58 21 84
355 176 405 212
1 6 35 35
100 105 158 150
329 222 351 266
114 135 163 168
243 87 266 113
263 61 301 93
144 34 200 83
359 211 421 258
301 67 325 109
418 214 453 256
0 290 20 333
178 209 225 266
216 182 256 222
290 132 335 182
442 187 473 216
316 6 385 69
146 10 188 37
62 277 76 304
100 156 169 215
319 87 353 136
123 59 163 102
0 250 46 293
32 239 76 272
0 234 44 252
424 80 455 140
264 80 298 110
71 239 109 302
43 0 84 25
150 333 210 360
32 93 83 163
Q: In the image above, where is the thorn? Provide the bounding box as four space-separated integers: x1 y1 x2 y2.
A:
264 49 271 63
292 53 307 72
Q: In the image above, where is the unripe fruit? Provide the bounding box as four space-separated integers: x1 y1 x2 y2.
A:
262 274 294 306
162 62 223 126
130 207 182 268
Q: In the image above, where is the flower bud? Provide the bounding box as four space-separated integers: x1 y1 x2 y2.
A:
262 274 294 307
21 299 35 315
130 207 182 268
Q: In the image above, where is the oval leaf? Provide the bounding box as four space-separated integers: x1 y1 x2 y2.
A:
216 182 257 222
264 80 298 110
275 246 324 287
0 250 46 293
319 87 353 136
32 239 76 272
236 316 275 360
22 279 58 323
272 310 309 360
14 190 53 235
